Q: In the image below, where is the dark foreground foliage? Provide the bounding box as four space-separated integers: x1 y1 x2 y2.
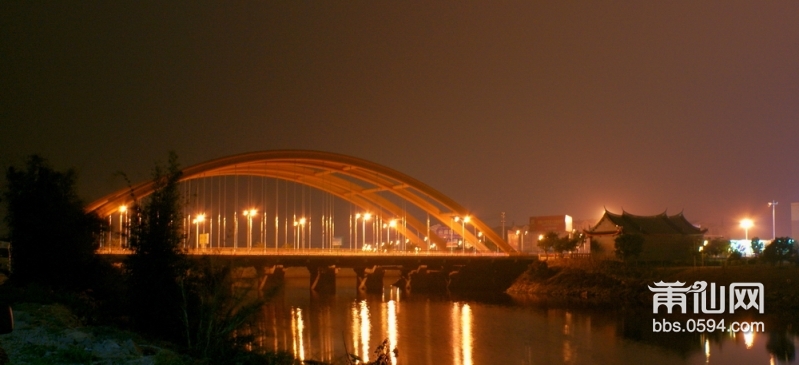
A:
2 155 105 289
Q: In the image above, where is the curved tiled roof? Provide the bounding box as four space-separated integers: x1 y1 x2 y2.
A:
590 209 706 235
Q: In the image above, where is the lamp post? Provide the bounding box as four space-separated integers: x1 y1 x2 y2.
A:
455 216 469 254
389 219 397 249
299 217 306 249
118 205 127 248
243 209 256 250
740 219 754 240
354 213 360 250
194 213 205 250
768 201 778 240
293 221 299 250
463 216 470 253
362 213 371 250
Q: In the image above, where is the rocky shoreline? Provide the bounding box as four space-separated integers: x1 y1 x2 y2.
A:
0 303 185 365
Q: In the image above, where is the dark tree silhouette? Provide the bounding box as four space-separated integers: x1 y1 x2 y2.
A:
760 237 796 265
2 155 104 288
750 237 764 257
125 152 188 340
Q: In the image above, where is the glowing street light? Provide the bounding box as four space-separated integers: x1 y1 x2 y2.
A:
193 213 205 250
299 217 307 249
362 213 371 249
118 205 127 248
740 219 754 240
455 215 470 254
243 209 257 250
354 213 361 250
389 219 397 247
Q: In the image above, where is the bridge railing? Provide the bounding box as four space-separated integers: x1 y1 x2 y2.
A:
95 247 514 257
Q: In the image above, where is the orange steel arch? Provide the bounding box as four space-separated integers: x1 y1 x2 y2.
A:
86 150 514 253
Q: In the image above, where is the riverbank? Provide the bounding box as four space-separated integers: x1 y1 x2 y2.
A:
0 302 188 364
507 259 799 316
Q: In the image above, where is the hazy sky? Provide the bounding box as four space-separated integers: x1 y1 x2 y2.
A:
2 2 798 238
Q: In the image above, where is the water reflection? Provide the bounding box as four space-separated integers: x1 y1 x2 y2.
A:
255 276 799 365
449 302 474 365
291 307 305 361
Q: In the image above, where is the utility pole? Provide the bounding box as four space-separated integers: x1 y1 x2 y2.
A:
768 200 778 240
500 212 506 242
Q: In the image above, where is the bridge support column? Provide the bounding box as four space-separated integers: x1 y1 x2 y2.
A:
354 266 384 293
393 265 453 293
446 261 532 292
257 265 285 295
308 265 338 294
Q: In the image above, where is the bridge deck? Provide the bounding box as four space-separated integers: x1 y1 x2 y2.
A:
97 248 536 268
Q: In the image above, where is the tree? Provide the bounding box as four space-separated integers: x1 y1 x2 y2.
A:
761 237 796 265
125 152 188 340
703 238 731 258
614 233 644 261
537 231 559 255
2 155 104 288
553 234 580 256
750 237 764 257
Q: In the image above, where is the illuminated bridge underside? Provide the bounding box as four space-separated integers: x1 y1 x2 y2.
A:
86 150 514 253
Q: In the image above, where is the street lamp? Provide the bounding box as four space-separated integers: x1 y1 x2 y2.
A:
243 209 256 250
389 219 397 248
193 213 205 250
740 219 754 240
354 213 360 250
455 216 470 254
362 213 371 250
293 220 299 250
118 205 127 248
299 217 307 249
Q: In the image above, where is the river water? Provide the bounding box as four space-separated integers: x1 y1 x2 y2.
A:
253 269 796 365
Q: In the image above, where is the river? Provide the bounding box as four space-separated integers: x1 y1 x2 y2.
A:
253 269 796 364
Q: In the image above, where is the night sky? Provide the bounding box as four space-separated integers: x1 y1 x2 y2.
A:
2 2 799 238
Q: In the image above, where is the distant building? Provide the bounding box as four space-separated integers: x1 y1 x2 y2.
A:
527 215 577 254
585 210 706 261
430 224 462 249
792 203 799 240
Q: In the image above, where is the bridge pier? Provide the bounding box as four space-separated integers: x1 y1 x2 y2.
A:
308 265 338 294
354 266 385 293
394 265 454 293
257 265 285 295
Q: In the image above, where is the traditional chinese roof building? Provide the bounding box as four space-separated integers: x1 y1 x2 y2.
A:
586 209 706 261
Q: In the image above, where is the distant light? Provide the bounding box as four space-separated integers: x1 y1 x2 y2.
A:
454 216 460 222
538 234 544 240
355 213 361 219
740 219 753 229
364 213 372 220
119 205 127 213
390 219 397 227
196 214 205 223
299 217 306 225
464 216 470 223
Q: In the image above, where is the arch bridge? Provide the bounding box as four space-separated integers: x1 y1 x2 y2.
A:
87 150 514 254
